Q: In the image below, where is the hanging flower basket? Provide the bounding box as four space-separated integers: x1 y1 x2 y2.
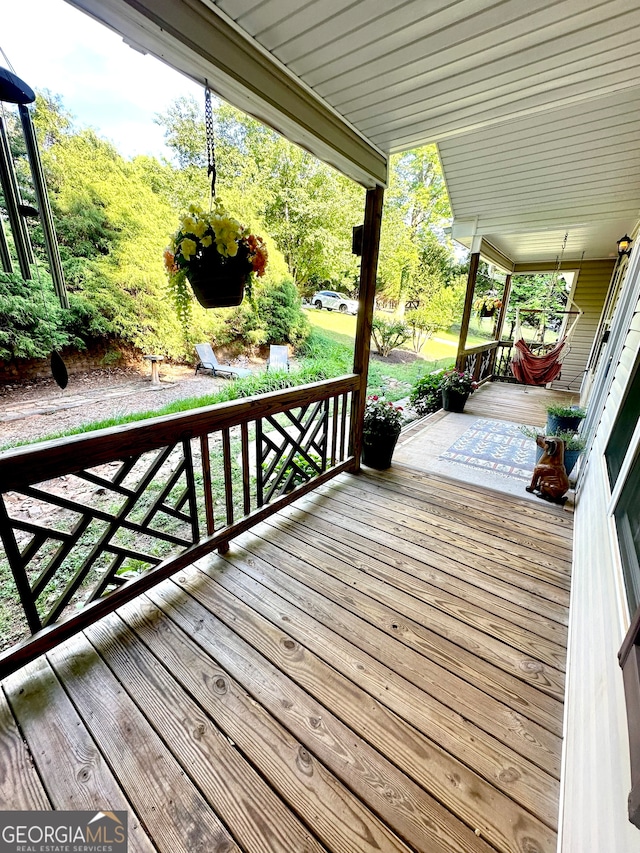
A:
187 244 253 308
164 201 268 316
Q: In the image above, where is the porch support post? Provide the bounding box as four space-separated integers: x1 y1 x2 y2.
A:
489 272 512 376
494 273 512 342
351 185 384 471
456 250 480 369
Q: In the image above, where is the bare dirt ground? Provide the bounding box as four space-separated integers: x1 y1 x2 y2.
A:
0 347 425 448
0 359 260 447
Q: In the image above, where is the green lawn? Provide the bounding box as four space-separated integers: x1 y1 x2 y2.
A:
303 305 486 362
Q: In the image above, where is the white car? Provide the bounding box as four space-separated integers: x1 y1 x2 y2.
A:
311 290 358 315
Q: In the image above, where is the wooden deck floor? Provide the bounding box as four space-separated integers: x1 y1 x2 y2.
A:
0 465 571 853
464 381 580 426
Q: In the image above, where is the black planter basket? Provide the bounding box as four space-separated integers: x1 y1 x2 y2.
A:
187 247 252 309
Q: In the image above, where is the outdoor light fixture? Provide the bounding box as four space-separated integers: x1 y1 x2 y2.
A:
617 234 633 257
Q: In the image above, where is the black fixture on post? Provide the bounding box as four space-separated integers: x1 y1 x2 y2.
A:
617 234 633 258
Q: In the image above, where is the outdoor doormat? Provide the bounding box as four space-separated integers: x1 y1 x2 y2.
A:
439 417 537 481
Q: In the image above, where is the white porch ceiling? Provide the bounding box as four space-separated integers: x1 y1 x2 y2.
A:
68 0 640 265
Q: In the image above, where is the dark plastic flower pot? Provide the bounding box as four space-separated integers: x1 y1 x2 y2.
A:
187 249 252 308
362 433 400 469
546 414 584 434
442 389 469 413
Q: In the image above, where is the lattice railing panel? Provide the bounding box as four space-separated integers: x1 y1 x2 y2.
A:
0 375 357 672
0 441 198 632
259 401 328 503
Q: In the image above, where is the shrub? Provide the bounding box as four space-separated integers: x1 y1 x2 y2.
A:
410 373 443 416
257 279 310 346
371 315 410 357
0 271 110 360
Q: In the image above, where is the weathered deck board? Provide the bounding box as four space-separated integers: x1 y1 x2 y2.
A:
294 484 570 600
0 687 50 810
169 561 557 850
3 659 156 853
262 521 562 740
385 465 575 538
47 637 242 853
195 545 560 792
273 492 567 642
324 472 573 559
85 613 329 853
148 578 489 853
313 481 569 638
305 486 570 592
116 595 414 853
1 467 570 853
463 383 580 426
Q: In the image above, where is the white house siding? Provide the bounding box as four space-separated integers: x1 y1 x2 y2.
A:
560 281 640 851
553 260 616 393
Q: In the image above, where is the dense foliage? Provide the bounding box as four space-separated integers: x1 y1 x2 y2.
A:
410 373 443 416
1 90 459 365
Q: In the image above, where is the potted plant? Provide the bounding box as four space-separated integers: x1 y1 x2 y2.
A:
551 431 586 476
521 427 586 476
362 395 404 469
164 200 268 316
438 369 477 413
545 403 586 435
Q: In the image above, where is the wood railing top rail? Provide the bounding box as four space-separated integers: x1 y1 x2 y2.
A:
458 341 500 356
0 374 358 491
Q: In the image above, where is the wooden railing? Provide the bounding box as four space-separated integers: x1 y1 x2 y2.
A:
456 341 500 384
0 375 357 677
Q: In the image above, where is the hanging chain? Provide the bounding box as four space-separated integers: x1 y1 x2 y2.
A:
204 86 216 204
548 231 568 298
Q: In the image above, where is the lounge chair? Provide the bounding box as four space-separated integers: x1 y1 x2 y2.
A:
194 343 251 379
266 345 290 372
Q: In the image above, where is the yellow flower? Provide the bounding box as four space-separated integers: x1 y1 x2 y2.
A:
192 218 207 238
201 235 212 248
180 238 197 260
188 203 202 215
226 241 238 257
182 215 197 233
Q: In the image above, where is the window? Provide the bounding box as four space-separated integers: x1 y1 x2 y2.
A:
616 453 640 615
606 361 640 487
613 350 640 828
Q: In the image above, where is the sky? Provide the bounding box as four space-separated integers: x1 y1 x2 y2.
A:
1 0 203 160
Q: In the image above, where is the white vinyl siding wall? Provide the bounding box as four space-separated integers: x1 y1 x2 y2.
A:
560 266 640 851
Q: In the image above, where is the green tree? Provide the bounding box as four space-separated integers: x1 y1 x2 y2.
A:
378 146 453 307
156 99 364 291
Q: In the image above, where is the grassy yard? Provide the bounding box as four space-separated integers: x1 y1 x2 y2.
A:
304 305 487 361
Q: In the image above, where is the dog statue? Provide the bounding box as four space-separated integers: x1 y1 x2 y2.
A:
526 434 570 504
